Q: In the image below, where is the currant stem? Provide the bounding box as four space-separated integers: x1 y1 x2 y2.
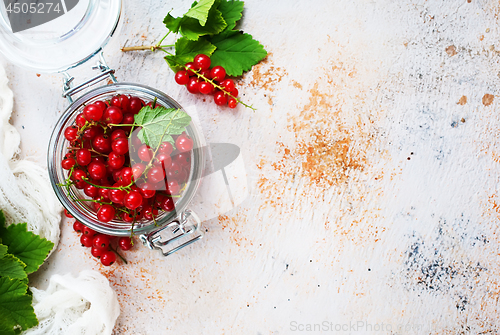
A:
82 177 134 191
121 32 172 52
109 244 128 264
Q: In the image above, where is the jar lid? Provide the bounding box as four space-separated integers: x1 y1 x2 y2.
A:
0 0 121 73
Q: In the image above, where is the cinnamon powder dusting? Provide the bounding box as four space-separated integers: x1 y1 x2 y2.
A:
248 54 287 92
483 94 494 106
457 96 467 105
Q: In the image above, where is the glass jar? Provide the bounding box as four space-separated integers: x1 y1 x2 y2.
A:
48 82 203 227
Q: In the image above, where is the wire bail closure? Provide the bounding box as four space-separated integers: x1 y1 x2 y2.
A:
62 51 118 103
139 209 204 257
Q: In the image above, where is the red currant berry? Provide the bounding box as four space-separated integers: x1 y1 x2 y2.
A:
187 77 200 94
103 106 123 124
118 95 131 113
167 180 180 194
64 126 78 142
121 212 134 223
132 163 146 181
214 91 228 106
97 205 116 222
143 205 159 220
111 138 128 155
166 161 182 179
84 184 99 198
109 188 125 204
62 157 76 170
155 153 172 168
210 66 226 82
147 166 165 184
110 129 127 141
92 135 112 154
64 209 73 218
94 101 107 112
120 167 134 185
199 68 211 79
91 246 105 258
73 220 84 233
88 161 107 180
80 234 93 247
138 144 153 162
199 81 214 95
129 97 145 114
101 251 117 266
124 191 143 210
227 87 239 98
228 98 238 109
194 54 211 70
175 70 190 85
160 196 175 212
138 182 156 199
71 168 87 182
158 142 174 155
118 237 133 251
175 134 193 152
82 226 97 236
75 113 87 127
83 104 104 122
108 152 125 170
185 62 197 76
92 234 111 250
99 187 110 201
76 149 91 166
82 125 103 140
173 152 191 167
220 79 235 91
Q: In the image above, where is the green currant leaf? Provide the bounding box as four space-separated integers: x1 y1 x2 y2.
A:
209 31 267 76
134 106 192 149
0 277 37 333
165 37 216 72
179 8 226 41
163 13 183 33
0 255 26 280
0 243 8 258
185 0 216 26
0 222 54 274
218 0 244 31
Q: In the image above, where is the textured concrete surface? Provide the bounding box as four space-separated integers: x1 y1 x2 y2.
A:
2 0 500 333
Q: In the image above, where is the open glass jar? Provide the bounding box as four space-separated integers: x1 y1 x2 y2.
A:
0 0 206 256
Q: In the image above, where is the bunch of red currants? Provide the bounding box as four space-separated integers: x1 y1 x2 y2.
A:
61 95 193 225
174 54 239 108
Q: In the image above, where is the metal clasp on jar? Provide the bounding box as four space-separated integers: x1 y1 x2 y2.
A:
139 209 204 257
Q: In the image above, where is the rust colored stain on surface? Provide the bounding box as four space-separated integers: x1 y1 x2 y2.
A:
445 45 457 56
248 54 287 92
457 96 467 105
483 94 494 106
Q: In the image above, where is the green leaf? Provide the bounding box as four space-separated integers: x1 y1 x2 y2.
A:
218 0 244 31
134 107 192 149
0 244 8 258
180 9 226 41
165 37 216 72
0 222 54 274
164 13 183 33
0 255 26 280
185 0 216 26
0 277 37 333
209 31 267 76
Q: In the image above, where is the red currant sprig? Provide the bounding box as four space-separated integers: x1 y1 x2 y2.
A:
174 54 254 110
72 220 133 266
